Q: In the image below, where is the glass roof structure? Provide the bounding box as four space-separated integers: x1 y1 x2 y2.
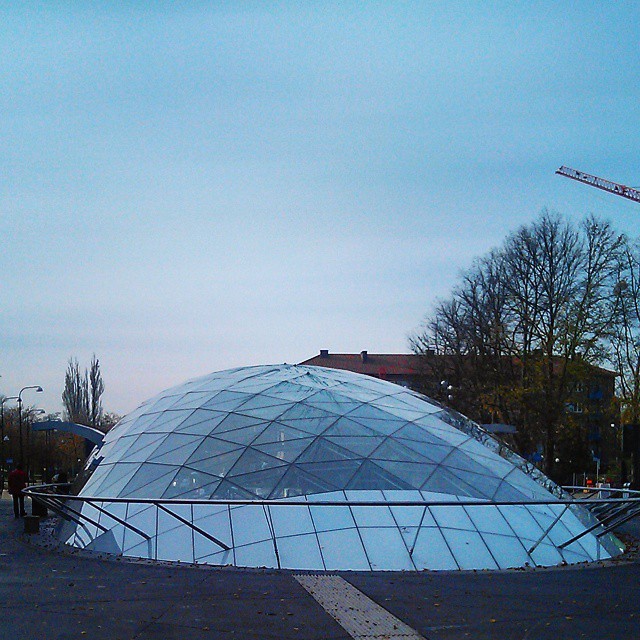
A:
59 364 623 570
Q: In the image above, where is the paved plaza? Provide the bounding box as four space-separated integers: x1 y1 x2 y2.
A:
1 494 640 640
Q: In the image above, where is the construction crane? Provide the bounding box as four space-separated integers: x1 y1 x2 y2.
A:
556 166 640 204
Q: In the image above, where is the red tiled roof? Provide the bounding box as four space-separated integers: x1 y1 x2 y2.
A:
299 352 422 377
300 351 616 379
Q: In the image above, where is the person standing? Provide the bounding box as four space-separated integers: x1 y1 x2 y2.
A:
8 463 28 518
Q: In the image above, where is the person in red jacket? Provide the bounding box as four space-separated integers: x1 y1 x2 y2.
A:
8 463 28 518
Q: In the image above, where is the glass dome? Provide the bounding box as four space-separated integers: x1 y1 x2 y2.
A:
59 364 623 570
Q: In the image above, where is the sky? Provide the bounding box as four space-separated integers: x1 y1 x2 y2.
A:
1 2 639 417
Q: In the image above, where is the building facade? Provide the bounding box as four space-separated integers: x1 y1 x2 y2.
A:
301 350 619 482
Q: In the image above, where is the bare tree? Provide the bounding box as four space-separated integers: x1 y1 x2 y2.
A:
411 211 622 476
100 411 121 433
62 355 106 430
62 358 89 425
610 238 640 423
88 354 105 430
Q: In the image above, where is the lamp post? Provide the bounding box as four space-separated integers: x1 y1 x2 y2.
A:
18 386 43 466
27 408 46 478
1 396 18 494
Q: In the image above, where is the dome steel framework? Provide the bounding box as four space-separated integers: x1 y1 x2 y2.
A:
55 365 623 570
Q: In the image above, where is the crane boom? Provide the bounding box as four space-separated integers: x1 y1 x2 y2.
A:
556 166 640 204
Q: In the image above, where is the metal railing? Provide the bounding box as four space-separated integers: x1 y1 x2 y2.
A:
23 484 640 569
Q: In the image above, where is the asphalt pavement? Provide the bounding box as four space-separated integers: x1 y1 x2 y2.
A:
1 492 640 640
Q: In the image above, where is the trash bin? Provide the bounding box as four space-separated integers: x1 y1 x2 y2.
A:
32 498 48 518
23 515 39 534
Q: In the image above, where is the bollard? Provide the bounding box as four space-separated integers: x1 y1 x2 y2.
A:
32 498 48 518
23 515 40 534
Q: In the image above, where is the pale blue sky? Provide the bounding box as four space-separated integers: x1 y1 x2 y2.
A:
2 2 639 415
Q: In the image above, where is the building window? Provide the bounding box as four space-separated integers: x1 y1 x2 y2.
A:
566 402 584 414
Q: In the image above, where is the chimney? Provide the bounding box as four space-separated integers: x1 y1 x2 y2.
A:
320 349 329 358
361 350 368 362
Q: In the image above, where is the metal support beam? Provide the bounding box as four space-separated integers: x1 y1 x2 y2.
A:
528 504 569 555
156 503 230 551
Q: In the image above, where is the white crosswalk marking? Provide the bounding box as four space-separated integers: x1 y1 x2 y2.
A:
295 574 426 640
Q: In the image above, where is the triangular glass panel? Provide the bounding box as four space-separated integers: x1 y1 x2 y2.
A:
285 416 340 435
254 438 315 462
144 409 195 433
231 393 291 412
374 459 437 488
302 389 364 415
412 412 454 429
324 435 385 458
173 409 228 435
144 394 182 413
323 417 378 438
119 433 168 462
188 376 237 394
229 467 288 498
186 436 244 464
82 463 113 493
446 467 502 499
121 411 162 435
229 364 281 384
167 391 214 411
345 403 397 422
147 434 203 465
346 414 408 436
212 413 270 434
226 448 287 476
210 480 257 500
120 463 178 498
253 423 318 443
232 380 282 395
187 447 244 477
277 403 337 422
332 385 383 403
104 434 145 460
270 465 339 499
433 427 474 448
394 423 449 446
296 438 355 463
160 466 222 498
375 392 433 410
346 459 414 491
396 440 453 464
439 448 494 478
215 424 271 446
369 438 432 463
377 405 431 422
492 482 529 502
420 466 486 499
233 405 292 421
296 459 362 487
201 390 252 412
209 390 252 404
91 462 140 497
259 381 317 402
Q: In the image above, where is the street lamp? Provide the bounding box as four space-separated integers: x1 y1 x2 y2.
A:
27 408 46 475
18 386 43 465
0 396 18 493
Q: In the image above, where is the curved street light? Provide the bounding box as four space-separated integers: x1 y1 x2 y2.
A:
0 396 18 494
18 386 43 466
27 408 46 476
